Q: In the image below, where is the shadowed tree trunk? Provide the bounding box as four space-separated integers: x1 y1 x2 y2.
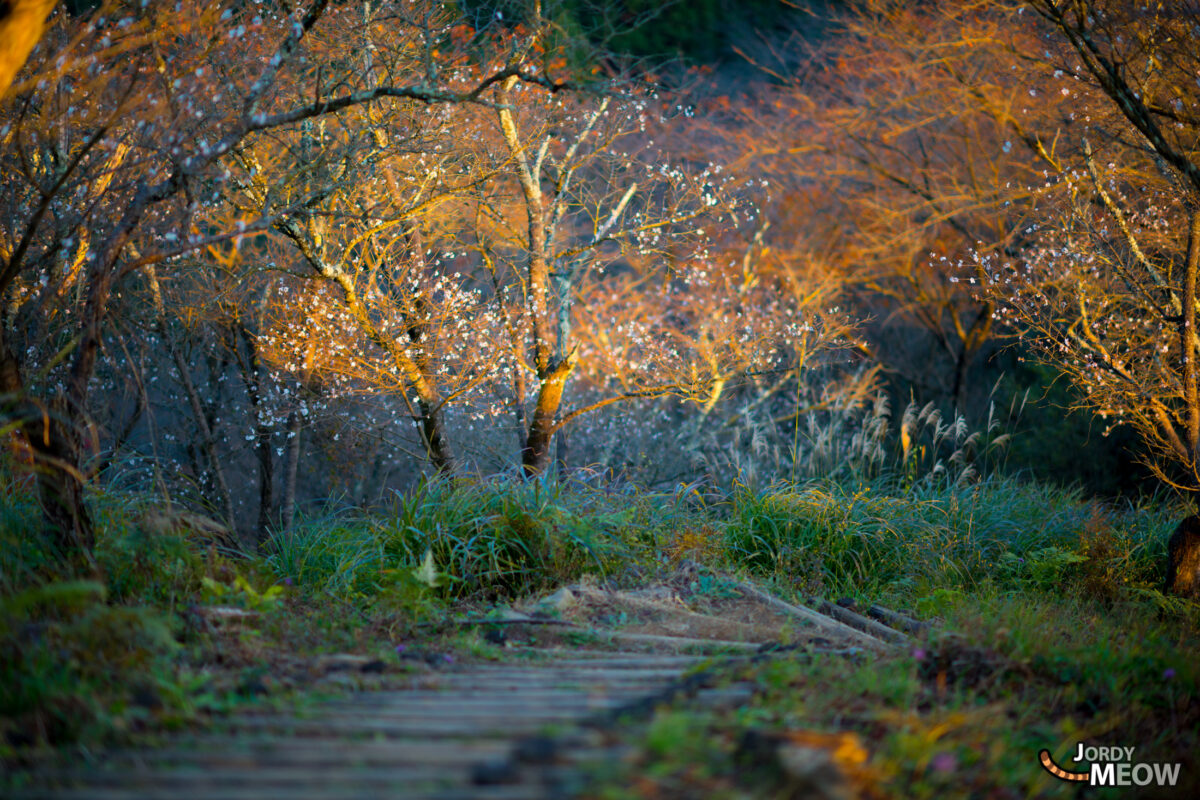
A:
1166 515 1200 598
281 403 302 536
949 302 993 413
2 298 96 563
237 324 275 548
147 265 237 530
29 400 94 556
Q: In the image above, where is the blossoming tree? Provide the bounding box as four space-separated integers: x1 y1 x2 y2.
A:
0 0 594 559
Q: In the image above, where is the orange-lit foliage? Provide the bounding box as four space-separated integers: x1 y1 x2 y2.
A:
756 0 1200 490
723 0 1071 409
0 0 56 97
968 0 1200 491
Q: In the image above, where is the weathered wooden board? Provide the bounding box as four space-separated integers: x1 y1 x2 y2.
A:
18 639 756 799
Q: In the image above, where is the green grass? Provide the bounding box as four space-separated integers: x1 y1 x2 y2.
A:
0 471 680 764
265 476 672 608
585 588 1200 798
0 472 338 763
721 476 1175 606
3 459 1198 798
578 476 1200 799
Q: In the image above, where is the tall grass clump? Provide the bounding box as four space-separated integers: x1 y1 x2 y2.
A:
721 396 1177 604
0 471 54 597
803 394 1016 490
723 476 1174 603
266 509 392 600
267 476 667 604
388 478 635 598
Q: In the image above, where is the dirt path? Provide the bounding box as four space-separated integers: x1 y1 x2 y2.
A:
13 581 906 799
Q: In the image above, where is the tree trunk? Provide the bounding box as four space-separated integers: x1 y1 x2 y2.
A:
1166 515 1200 599
146 266 237 530
555 420 569 480
950 302 993 413
522 413 555 475
496 76 563 476
29 401 95 557
950 347 970 414
1166 213 1200 598
237 326 274 549
281 405 302 536
1182 210 1200 468
0 0 56 97
254 419 274 546
1 322 96 563
513 365 528 455
404 289 454 474
522 357 574 475
416 396 453 473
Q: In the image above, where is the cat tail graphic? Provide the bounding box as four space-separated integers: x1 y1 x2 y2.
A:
1039 750 1089 782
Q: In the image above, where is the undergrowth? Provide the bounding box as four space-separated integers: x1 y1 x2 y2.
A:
587 589 1200 798
268 477 666 605
722 476 1175 608
0 479 197 757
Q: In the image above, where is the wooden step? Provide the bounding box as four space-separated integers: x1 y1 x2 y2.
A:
16 647 743 800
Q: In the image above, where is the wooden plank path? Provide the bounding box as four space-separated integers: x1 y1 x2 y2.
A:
14 648 756 800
